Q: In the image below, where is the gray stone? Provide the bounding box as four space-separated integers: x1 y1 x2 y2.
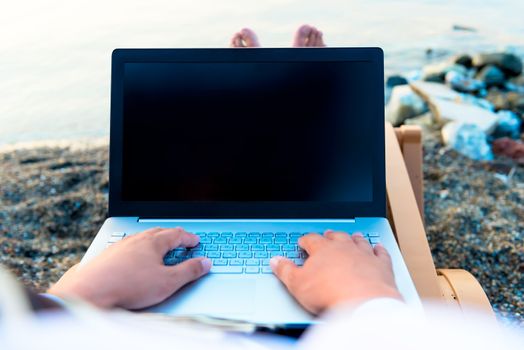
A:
453 54 473 69
445 71 485 93
422 62 468 83
476 65 506 87
472 52 523 77
441 122 493 161
386 75 408 88
386 85 428 126
409 81 499 133
494 110 522 139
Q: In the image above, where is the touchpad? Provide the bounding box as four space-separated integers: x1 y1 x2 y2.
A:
149 276 256 317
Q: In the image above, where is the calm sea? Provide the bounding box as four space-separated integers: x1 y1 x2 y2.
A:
1 0 523 145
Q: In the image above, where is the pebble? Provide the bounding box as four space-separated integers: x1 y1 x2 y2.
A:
472 52 523 77
476 65 506 87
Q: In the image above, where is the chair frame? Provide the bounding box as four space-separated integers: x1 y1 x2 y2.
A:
386 123 494 317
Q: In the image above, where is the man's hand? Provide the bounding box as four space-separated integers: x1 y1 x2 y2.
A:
270 230 402 315
48 227 211 309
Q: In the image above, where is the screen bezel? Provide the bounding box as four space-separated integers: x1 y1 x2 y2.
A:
109 48 385 218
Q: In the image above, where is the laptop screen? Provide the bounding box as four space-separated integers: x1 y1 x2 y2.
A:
121 61 374 203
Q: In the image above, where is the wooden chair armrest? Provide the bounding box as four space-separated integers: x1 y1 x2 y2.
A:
385 123 442 301
437 269 495 318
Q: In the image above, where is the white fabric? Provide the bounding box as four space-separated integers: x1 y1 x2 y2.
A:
1 269 523 349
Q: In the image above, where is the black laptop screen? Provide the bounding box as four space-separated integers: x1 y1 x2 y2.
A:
121 61 374 203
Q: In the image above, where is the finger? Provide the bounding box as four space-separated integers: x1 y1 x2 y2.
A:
270 256 299 293
373 243 393 265
324 230 351 241
153 228 200 253
167 258 212 291
307 30 317 47
351 232 373 253
143 227 164 235
298 233 326 254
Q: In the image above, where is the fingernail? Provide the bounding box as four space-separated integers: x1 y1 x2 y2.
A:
325 229 334 234
270 256 283 269
353 232 364 237
200 258 212 272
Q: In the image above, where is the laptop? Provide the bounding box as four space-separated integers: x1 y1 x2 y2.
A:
81 47 422 326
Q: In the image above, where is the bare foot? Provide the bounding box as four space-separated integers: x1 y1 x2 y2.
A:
293 24 326 47
230 28 260 47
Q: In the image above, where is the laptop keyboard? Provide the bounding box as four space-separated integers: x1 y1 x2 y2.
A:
107 231 381 274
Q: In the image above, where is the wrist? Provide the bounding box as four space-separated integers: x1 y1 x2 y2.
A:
48 282 117 309
326 286 403 312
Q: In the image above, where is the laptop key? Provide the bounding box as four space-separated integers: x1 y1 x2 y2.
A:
244 237 257 244
267 244 280 251
230 237 243 244
274 237 287 244
260 237 273 244
214 237 228 244
254 251 268 258
213 259 228 266
191 252 206 258
238 251 252 258
234 232 247 237
222 251 237 258
200 237 212 244
251 244 264 251
246 259 260 266
269 252 282 258
208 232 220 237
369 237 381 244
205 244 219 251
294 259 304 266
261 266 273 274
282 244 295 251
220 244 234 251
286 251 300 258
230 258 244 266
220 232 233 237
248 232 261 237
236 244 249 251
245 266 259 274
210 266 243 274
207 251 221 258
261 259 270 266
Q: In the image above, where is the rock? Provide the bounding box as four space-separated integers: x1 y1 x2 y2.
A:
486 89 524 114
442 122 493 161
476 65 506 87
494 110 522 139
386 85 428 126
457 93 494 111
422 62 468 83
386 75 409 88
410 81 461 100
472 52 523 77
453 54 473 69
410 81 499 133
452 24 477 32
492 137 524 164
431 99 499 133
445 71 485 93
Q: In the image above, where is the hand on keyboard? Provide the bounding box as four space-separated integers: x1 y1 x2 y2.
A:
47 227 211 309
270 230 402 315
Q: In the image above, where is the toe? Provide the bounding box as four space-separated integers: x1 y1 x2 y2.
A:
293 24 313 47
240 28 260 47
230 33 244 48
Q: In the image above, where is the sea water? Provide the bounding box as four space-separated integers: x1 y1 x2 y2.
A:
1 0 523 145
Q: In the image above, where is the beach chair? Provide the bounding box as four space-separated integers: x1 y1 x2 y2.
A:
386 122 495 318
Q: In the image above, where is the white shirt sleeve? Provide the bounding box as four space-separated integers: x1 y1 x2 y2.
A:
299 298 524 350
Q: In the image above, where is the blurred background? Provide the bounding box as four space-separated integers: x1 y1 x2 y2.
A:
1 0 523 145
